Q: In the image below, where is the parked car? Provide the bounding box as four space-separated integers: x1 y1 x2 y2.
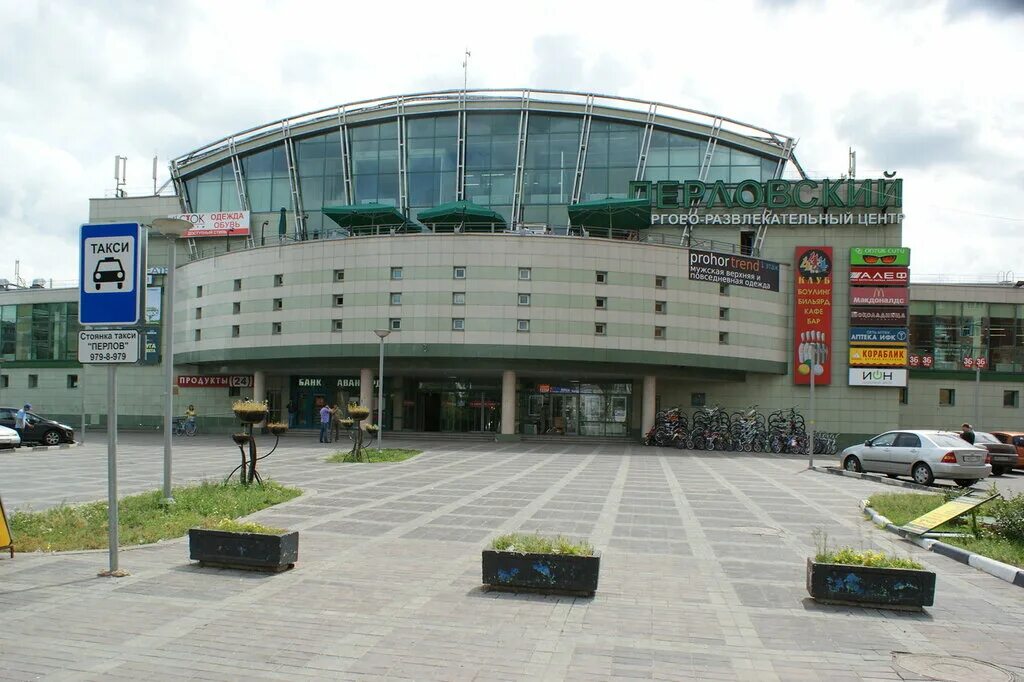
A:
0 407 75 445
989 431 1024 471
970 431 1018 476
840 429 990 487
0 424 20 450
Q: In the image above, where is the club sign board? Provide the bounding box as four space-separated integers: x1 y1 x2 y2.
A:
79 223 143 325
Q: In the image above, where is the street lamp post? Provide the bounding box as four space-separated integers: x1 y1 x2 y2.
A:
151 218 192 504
373 329 391 449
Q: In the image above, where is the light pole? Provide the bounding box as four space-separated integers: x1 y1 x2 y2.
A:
373 329 391 449
151 218 192 504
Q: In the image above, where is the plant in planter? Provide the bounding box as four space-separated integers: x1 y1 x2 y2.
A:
344 403 373 462
482 532 600 597
806 531 934 609
227 400 282 485
189 518 298 572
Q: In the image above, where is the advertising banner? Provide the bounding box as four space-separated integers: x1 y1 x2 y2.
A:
177 375 254 388
143 326 160 365
169 212 250 238
145 286 162 323
848 368 908 387
849 266 909 285
850 247 911 267
793 247 833 385
850 286 909 306
908 353 934 368
687 249 781 292
850 306 908 326
850 327 909 345
849 347 908 367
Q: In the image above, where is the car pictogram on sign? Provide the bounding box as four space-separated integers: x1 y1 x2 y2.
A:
93 257 126 290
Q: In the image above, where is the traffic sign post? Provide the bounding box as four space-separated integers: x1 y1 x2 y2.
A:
79 222 144 577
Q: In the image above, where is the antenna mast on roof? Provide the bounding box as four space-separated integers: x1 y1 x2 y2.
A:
152 155 158 195
114 155 127 198
848 147 856 180
462 47 471 92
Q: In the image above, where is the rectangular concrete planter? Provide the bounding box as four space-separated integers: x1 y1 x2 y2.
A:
806 558 935 608
189 528 298 572
482 549 600 596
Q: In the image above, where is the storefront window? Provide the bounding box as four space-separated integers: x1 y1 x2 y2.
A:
518 381 632 437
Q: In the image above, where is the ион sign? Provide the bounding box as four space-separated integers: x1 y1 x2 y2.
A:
848 368 908 387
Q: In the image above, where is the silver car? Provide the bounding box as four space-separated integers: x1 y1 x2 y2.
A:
0 424 20 449
840 429 990 487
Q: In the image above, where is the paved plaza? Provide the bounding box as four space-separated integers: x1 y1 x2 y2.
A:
1 433 1023 680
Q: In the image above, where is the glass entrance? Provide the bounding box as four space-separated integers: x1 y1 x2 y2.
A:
520 381 632 436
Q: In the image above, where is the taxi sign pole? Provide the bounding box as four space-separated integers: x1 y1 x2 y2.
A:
107 364 119 572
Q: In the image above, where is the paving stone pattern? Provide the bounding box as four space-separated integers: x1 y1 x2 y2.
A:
1 434 1023 680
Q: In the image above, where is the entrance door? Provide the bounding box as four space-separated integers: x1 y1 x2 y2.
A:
542 395 578 435
423 393 441 431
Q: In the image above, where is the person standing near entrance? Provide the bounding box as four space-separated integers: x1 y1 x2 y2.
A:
319 403 332 443
14 404 30 446
287 400 298 428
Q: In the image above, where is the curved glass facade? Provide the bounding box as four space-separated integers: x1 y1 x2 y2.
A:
182 107 783 231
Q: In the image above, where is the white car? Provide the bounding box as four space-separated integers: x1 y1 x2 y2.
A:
840 429 990 487
0 424 20 450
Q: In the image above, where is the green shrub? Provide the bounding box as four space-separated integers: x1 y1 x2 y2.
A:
816 547 923 570
490 532 594 556
992 493 1024 543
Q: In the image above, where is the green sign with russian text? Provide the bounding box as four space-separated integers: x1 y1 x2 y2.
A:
629 178 903 210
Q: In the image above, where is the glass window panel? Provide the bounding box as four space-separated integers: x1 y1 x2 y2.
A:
549 133 579 166
489 173 514 204
491 137 517 168
406 117 434 138
434 116 457 137
438 172 456 203
376 174 399 204
550 116 580 133
378 146 399 174
524 170 549 203
935 302 961 316
668 166 699 181
709 147 731 166
351 124 379 141
354 174 378 203
302 176 324 208
644 166 670 182
220 182 241 210
586 134 609 167
761 157 779 181
351 148 379 175
608 130 639 166
647 131 670 166
247 178 272 212
910 301 935 315
607 168 633 198
325 156 342 177
271 177 292 210
466 141 491 170
435 140 457 171
184 178 198 209
582 168 609 200
705 167 730 184
409 173 437 206
730 166 761 183
730 149 762 166
669 136 701 165
377 121 398 139
323 174 344 203
196 182 222 211
523 206 547 223
549 205 569 229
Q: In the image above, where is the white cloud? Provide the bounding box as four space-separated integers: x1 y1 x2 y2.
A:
1 0 1022 283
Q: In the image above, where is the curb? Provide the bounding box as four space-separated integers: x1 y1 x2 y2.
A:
2 442 82 454
812 465 948 493
860 500 1024 588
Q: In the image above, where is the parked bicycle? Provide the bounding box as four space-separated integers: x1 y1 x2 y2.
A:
173 416 197 437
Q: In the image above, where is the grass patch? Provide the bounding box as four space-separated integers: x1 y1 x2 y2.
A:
203 518 286 534
9 480 300 552
867 491 1024 569
490 532 594 557
326 448 422 463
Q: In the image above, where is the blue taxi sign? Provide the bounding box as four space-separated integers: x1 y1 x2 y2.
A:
79 223 143 325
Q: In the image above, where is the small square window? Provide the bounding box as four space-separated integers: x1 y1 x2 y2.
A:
518 267 531 281
452 318 465 331
272 322 282 335
654 326 666 339
231 325 240 338
453 292 466 305
453 266 466 279
655 301 666 314
517 319 530 332
719 283 730 296
691 392 706 408
939 388 955 406
655 275 666 289
390 318 401 331
334 295 344 307
334 269 345 282
273 298 283 311
274 274 284 287
195 307 202 319
899 387 909 405
67 374 79 389
719 332 729 344
229 386 242 397
194 329 201 342
233 278 242 291
28 374 38 388
232 301 241 315
596 271 607 284
1004 390 1019 408
390 292 402 306
595 323 606 335
391 267 403 280
333 319 344 332
196 285 203 297
595 297 607 309
719 307 729 320
518 293 531 306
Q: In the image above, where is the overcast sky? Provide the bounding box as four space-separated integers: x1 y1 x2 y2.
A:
1 0 1022 286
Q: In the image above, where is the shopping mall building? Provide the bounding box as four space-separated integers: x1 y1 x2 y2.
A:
2 90 1022 445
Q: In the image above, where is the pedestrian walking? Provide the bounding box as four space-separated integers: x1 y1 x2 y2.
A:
331 404 343 442
14 403 30 446
319 403 332 443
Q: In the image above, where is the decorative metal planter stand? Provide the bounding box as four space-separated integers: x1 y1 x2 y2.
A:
344 405 373 462
227 404 286 485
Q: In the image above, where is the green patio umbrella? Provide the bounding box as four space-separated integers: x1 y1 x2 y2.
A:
322 203 411 234
567 197 652 235
417 200 507 233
